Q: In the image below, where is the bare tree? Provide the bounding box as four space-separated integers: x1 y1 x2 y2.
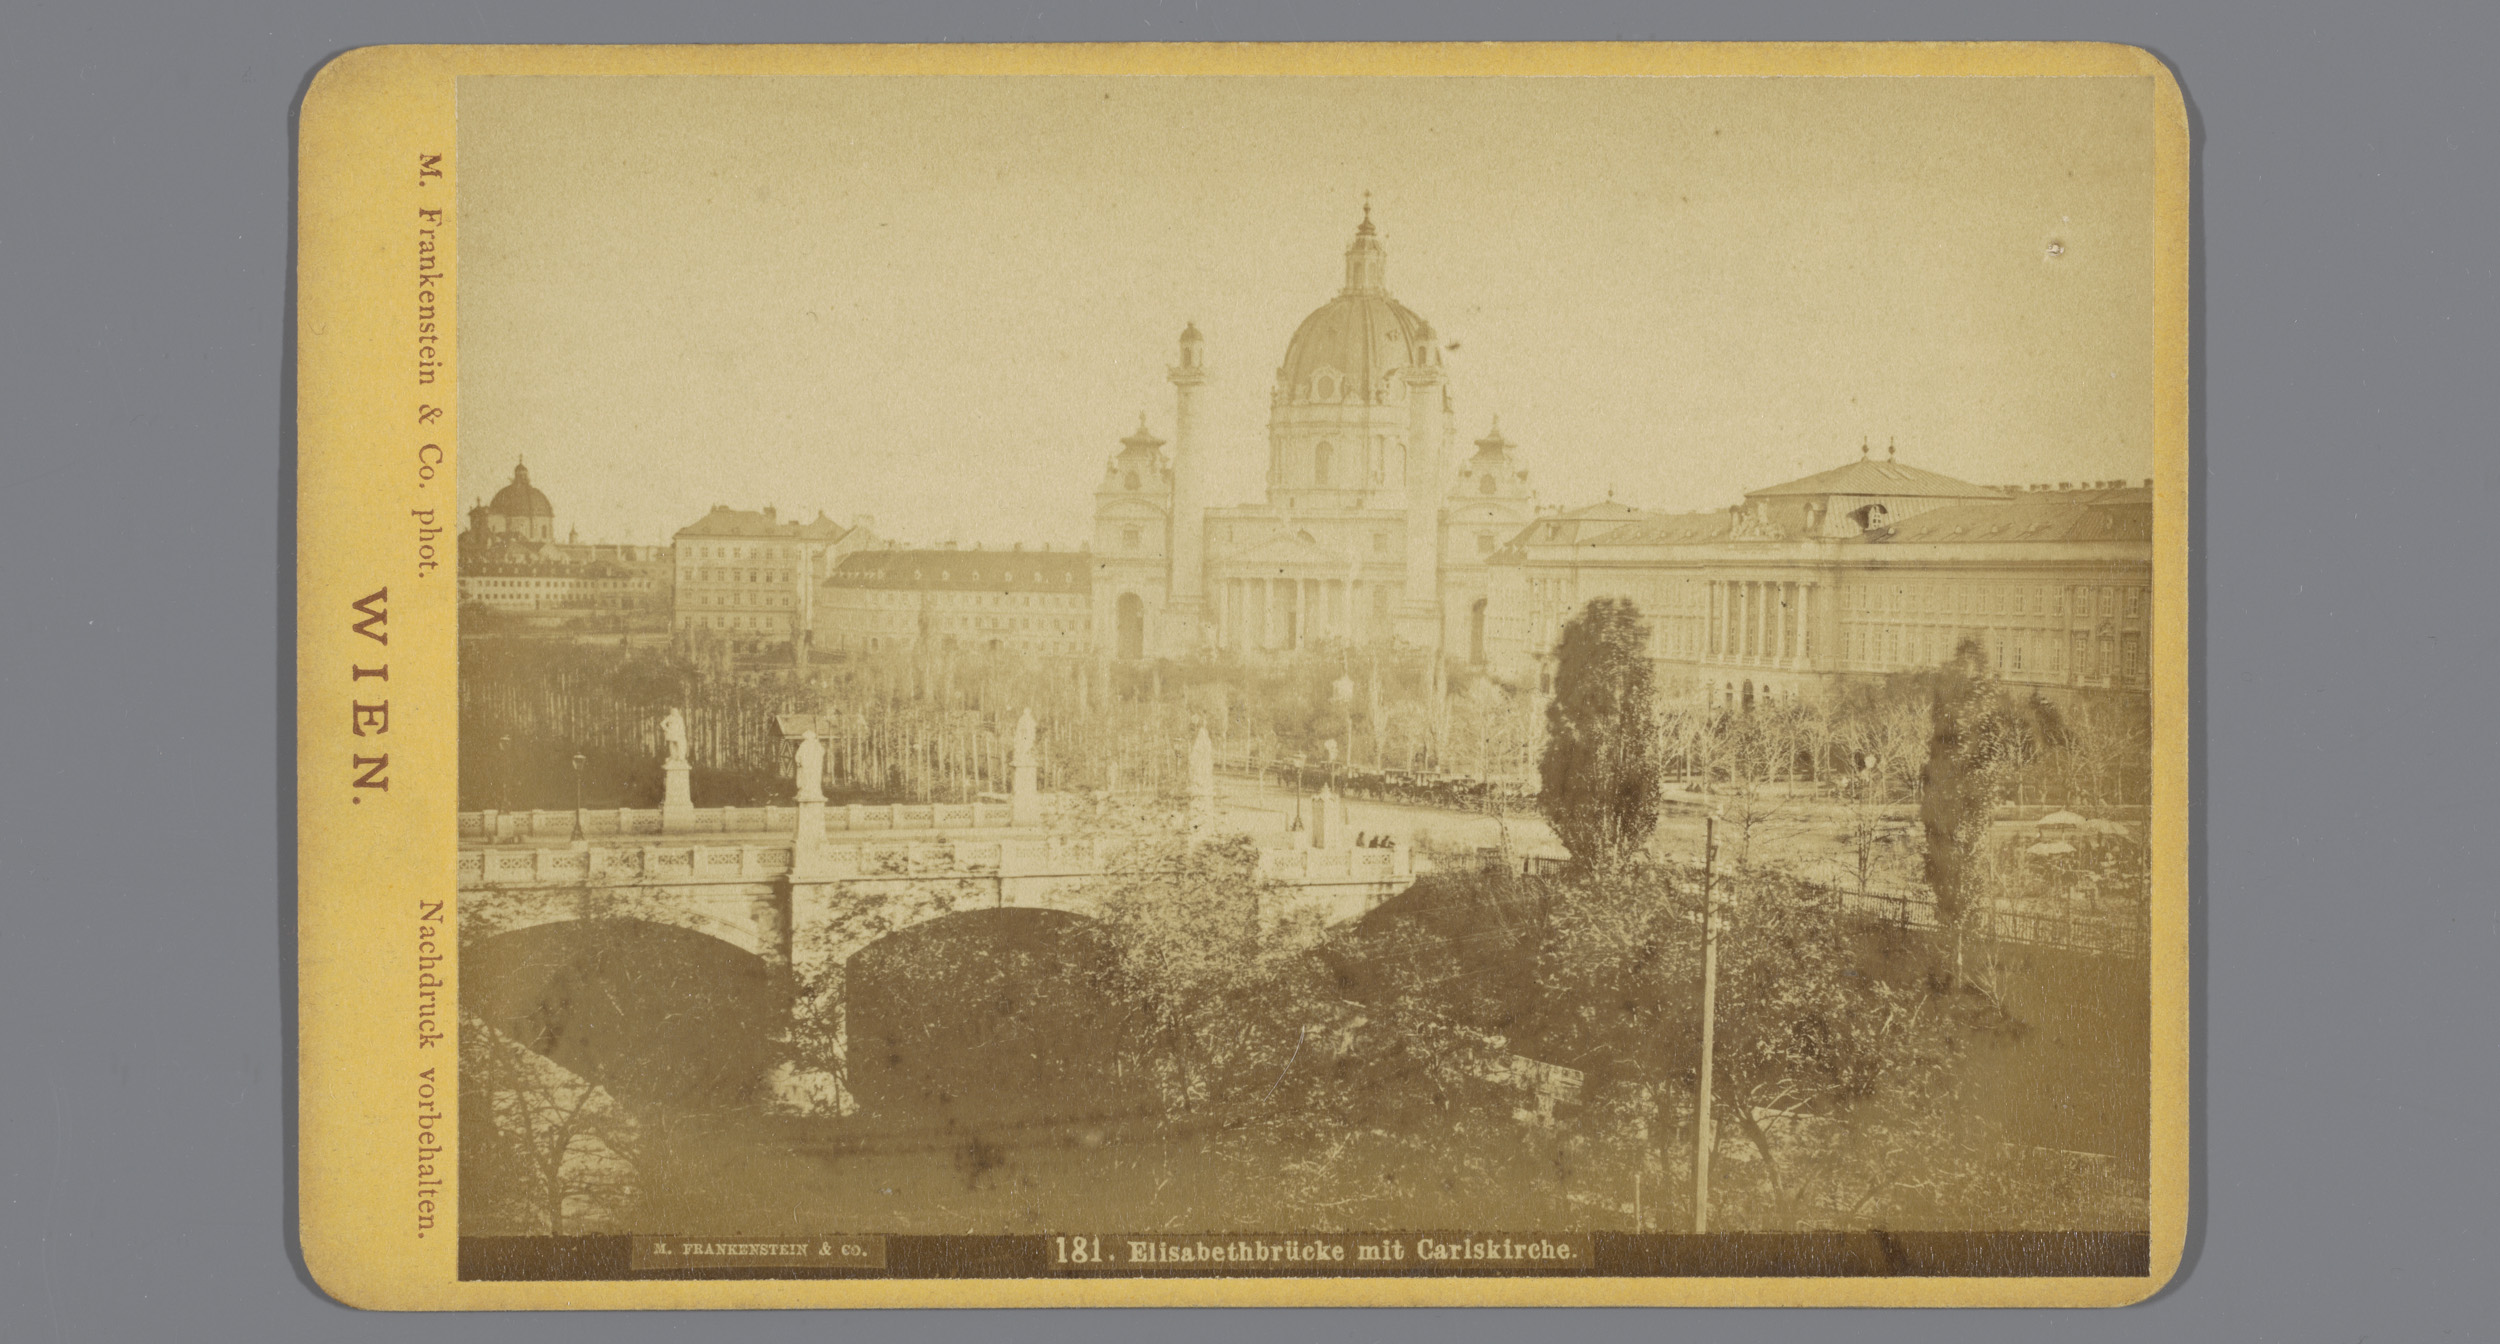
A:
459 1011 639 1235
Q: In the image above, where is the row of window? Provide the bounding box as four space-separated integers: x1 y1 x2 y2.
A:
461 578 641 589
840 635 1090 656
1273 435 1400 489
1843 623 2146 682
825 590 1085 608
683 543 799 561
1846 581 2145 621
681 568 795 584
1523 575 2149 621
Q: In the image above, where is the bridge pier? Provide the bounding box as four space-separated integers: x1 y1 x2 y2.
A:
661 759 696 833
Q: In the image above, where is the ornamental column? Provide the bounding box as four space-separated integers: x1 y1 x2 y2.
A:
1167 325 1209 650
1398 324 1448 648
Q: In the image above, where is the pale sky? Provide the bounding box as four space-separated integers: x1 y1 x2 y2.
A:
458 74 2158 548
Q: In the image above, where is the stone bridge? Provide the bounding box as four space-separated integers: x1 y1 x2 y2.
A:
457 785 1414 1114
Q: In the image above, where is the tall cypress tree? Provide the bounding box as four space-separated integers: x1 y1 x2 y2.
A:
1538 597 1661 871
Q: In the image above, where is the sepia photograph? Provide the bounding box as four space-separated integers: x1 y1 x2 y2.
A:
411 57 2182 1290
32 1 2500 1333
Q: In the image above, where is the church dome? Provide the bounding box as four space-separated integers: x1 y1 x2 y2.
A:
487 462 554 519
1274 210 1438 406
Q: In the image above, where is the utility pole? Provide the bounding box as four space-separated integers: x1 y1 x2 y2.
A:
1694 813 1718 1233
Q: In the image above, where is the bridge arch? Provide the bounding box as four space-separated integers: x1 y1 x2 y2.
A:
463 917 786 1110
843 906 1133 1126
462 882 780 961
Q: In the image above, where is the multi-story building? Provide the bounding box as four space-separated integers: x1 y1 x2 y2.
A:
671 505 870 650
1484 447 2155 707
816 547 1094 658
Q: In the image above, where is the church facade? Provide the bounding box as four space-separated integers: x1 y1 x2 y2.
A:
1090 211 1536 663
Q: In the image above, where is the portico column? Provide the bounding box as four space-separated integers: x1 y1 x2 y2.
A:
1810 579 1830 664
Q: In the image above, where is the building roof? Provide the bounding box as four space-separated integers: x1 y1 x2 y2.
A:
485 462 554 518
1507 500 1651 548
1112 414 1169 466
1745 455 2008 502
1589 511 1740 547
824 547 1091 593
1869 488 2151 544
674 505 852 541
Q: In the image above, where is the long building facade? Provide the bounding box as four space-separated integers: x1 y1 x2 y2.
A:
1485 450 2154 707
817 547 1094 658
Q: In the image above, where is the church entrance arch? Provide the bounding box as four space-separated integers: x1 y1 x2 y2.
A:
1742 679 1755 713
1115 593 1146 660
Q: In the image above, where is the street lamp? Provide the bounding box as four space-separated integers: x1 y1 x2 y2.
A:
1694 810 1721 1233
570 752 587 842
498 735 512 814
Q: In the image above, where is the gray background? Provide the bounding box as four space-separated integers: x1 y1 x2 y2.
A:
0 1 2489 1340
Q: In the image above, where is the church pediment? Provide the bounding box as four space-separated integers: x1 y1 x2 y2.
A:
1223 528 1359 569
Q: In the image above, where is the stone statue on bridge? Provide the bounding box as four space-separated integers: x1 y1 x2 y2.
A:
661 707 689 765
794 729 826 804
659 706 695 831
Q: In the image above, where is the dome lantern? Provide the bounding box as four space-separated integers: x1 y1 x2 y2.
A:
1342 202 1387 295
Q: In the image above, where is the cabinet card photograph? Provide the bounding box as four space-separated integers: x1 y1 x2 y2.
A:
295 42 2189 1308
